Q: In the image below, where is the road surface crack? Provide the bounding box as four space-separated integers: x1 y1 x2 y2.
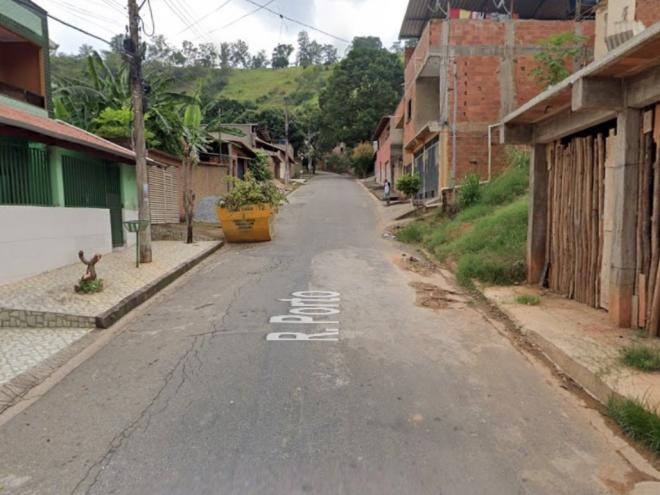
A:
69 334 204 495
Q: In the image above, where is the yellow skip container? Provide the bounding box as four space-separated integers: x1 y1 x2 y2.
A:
216 204 274 242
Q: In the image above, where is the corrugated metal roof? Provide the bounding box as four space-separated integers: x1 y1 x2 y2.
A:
400 0 596 38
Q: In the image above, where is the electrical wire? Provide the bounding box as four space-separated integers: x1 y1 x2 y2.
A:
46 12 112 45
173 0 233 37
139 0 156 37
162 0 210 42
218 0 276 30
241 0 350 43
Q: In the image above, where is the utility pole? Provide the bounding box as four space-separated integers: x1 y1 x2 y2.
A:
127 0 152 263
284 98 290 186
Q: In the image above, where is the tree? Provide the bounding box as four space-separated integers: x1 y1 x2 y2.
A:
272 43 294 68
321 44 338 65
389 41 403 55
147 35 172 64
109 34 126 55
181 99 210 244
78 44 94 57
181 40 198 65
230 40 251 68
197 42 218 67
219 42 231 70
295 102 321 172
531 32 587 88
53 51 187 155
308 40 324 66
396 174 421 204
351 36 382 51
251 49 269 69
351 142 375 178
297 31 312 67
319 36 403 148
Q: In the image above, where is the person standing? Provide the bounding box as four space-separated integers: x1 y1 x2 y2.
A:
384 179 391 207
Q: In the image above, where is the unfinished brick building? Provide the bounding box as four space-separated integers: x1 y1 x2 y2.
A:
398 0 596 200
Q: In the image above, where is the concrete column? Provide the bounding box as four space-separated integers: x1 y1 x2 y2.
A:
527 144 548 284
609 108 641 327
48 147 64 207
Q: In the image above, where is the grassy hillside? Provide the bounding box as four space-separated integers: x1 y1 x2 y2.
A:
218 65 332 109
51 53 331 114
397 150 530 286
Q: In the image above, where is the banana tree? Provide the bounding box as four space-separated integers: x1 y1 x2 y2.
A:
53 51 192 156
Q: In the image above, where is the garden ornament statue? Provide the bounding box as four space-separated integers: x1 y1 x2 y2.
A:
75 250 103 293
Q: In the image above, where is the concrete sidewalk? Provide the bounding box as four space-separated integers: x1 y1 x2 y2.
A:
0 240 222 411
484 285 660 410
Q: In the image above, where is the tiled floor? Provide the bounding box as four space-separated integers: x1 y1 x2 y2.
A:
0 241 220 318
0 327 91 385
0 240 220 390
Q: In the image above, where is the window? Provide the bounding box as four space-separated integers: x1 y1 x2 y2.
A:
407 99 412 122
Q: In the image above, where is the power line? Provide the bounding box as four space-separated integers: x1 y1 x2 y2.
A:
219 0 276 30
162 0 210 42
173 0 233 37
242 0 350 44
47 12 112 45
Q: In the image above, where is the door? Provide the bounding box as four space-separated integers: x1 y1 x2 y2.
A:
106 165 124 247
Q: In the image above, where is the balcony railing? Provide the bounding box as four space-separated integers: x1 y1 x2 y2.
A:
0 80 45 109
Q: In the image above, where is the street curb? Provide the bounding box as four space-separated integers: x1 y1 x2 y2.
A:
95 241 224 328
479 290 624 407
413 243 624 409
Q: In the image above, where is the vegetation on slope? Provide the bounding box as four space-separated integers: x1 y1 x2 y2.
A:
396 149 530 286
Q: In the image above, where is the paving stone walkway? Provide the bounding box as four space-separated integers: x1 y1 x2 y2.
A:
0 328 91 385
0 241 220 320
0 240 221 392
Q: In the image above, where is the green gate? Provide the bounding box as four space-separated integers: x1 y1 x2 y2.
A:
62 155 124 247
0 140 52 205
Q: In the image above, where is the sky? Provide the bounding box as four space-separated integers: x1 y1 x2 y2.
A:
40 0 409 56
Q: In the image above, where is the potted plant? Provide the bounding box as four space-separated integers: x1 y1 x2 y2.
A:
216 171 286 242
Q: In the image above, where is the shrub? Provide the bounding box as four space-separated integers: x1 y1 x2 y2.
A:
77 278 104 294
396 173 421 199
443 197 529 285
481 148 530 206
325 152 352 174
351 142 375 178
516 294 541 306
621 346 660 372
531 32 588 88
396 222 430 244
218 172 286 211
608 397 660 455
459 173 481 209
248 150 274 181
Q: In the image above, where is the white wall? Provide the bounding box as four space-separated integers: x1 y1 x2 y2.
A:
0 206 113 284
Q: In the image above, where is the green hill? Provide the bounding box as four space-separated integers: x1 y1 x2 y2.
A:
218 65 332 110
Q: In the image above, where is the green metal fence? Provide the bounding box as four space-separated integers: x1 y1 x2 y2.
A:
62 154 124 246
62 154 108 208
0 141 52 205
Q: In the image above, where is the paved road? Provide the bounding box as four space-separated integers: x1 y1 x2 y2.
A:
0 174 647 494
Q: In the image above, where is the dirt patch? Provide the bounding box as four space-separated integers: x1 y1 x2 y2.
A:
395 253 437 277
152 223 224 242
600 453 660 494
410 282 463 310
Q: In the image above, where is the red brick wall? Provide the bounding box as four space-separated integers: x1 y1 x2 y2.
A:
402 17 594 188
450 20 505 45
453 56 502 124
636 0 660 27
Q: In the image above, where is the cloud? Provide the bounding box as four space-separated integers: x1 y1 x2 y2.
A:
40 0 407 55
